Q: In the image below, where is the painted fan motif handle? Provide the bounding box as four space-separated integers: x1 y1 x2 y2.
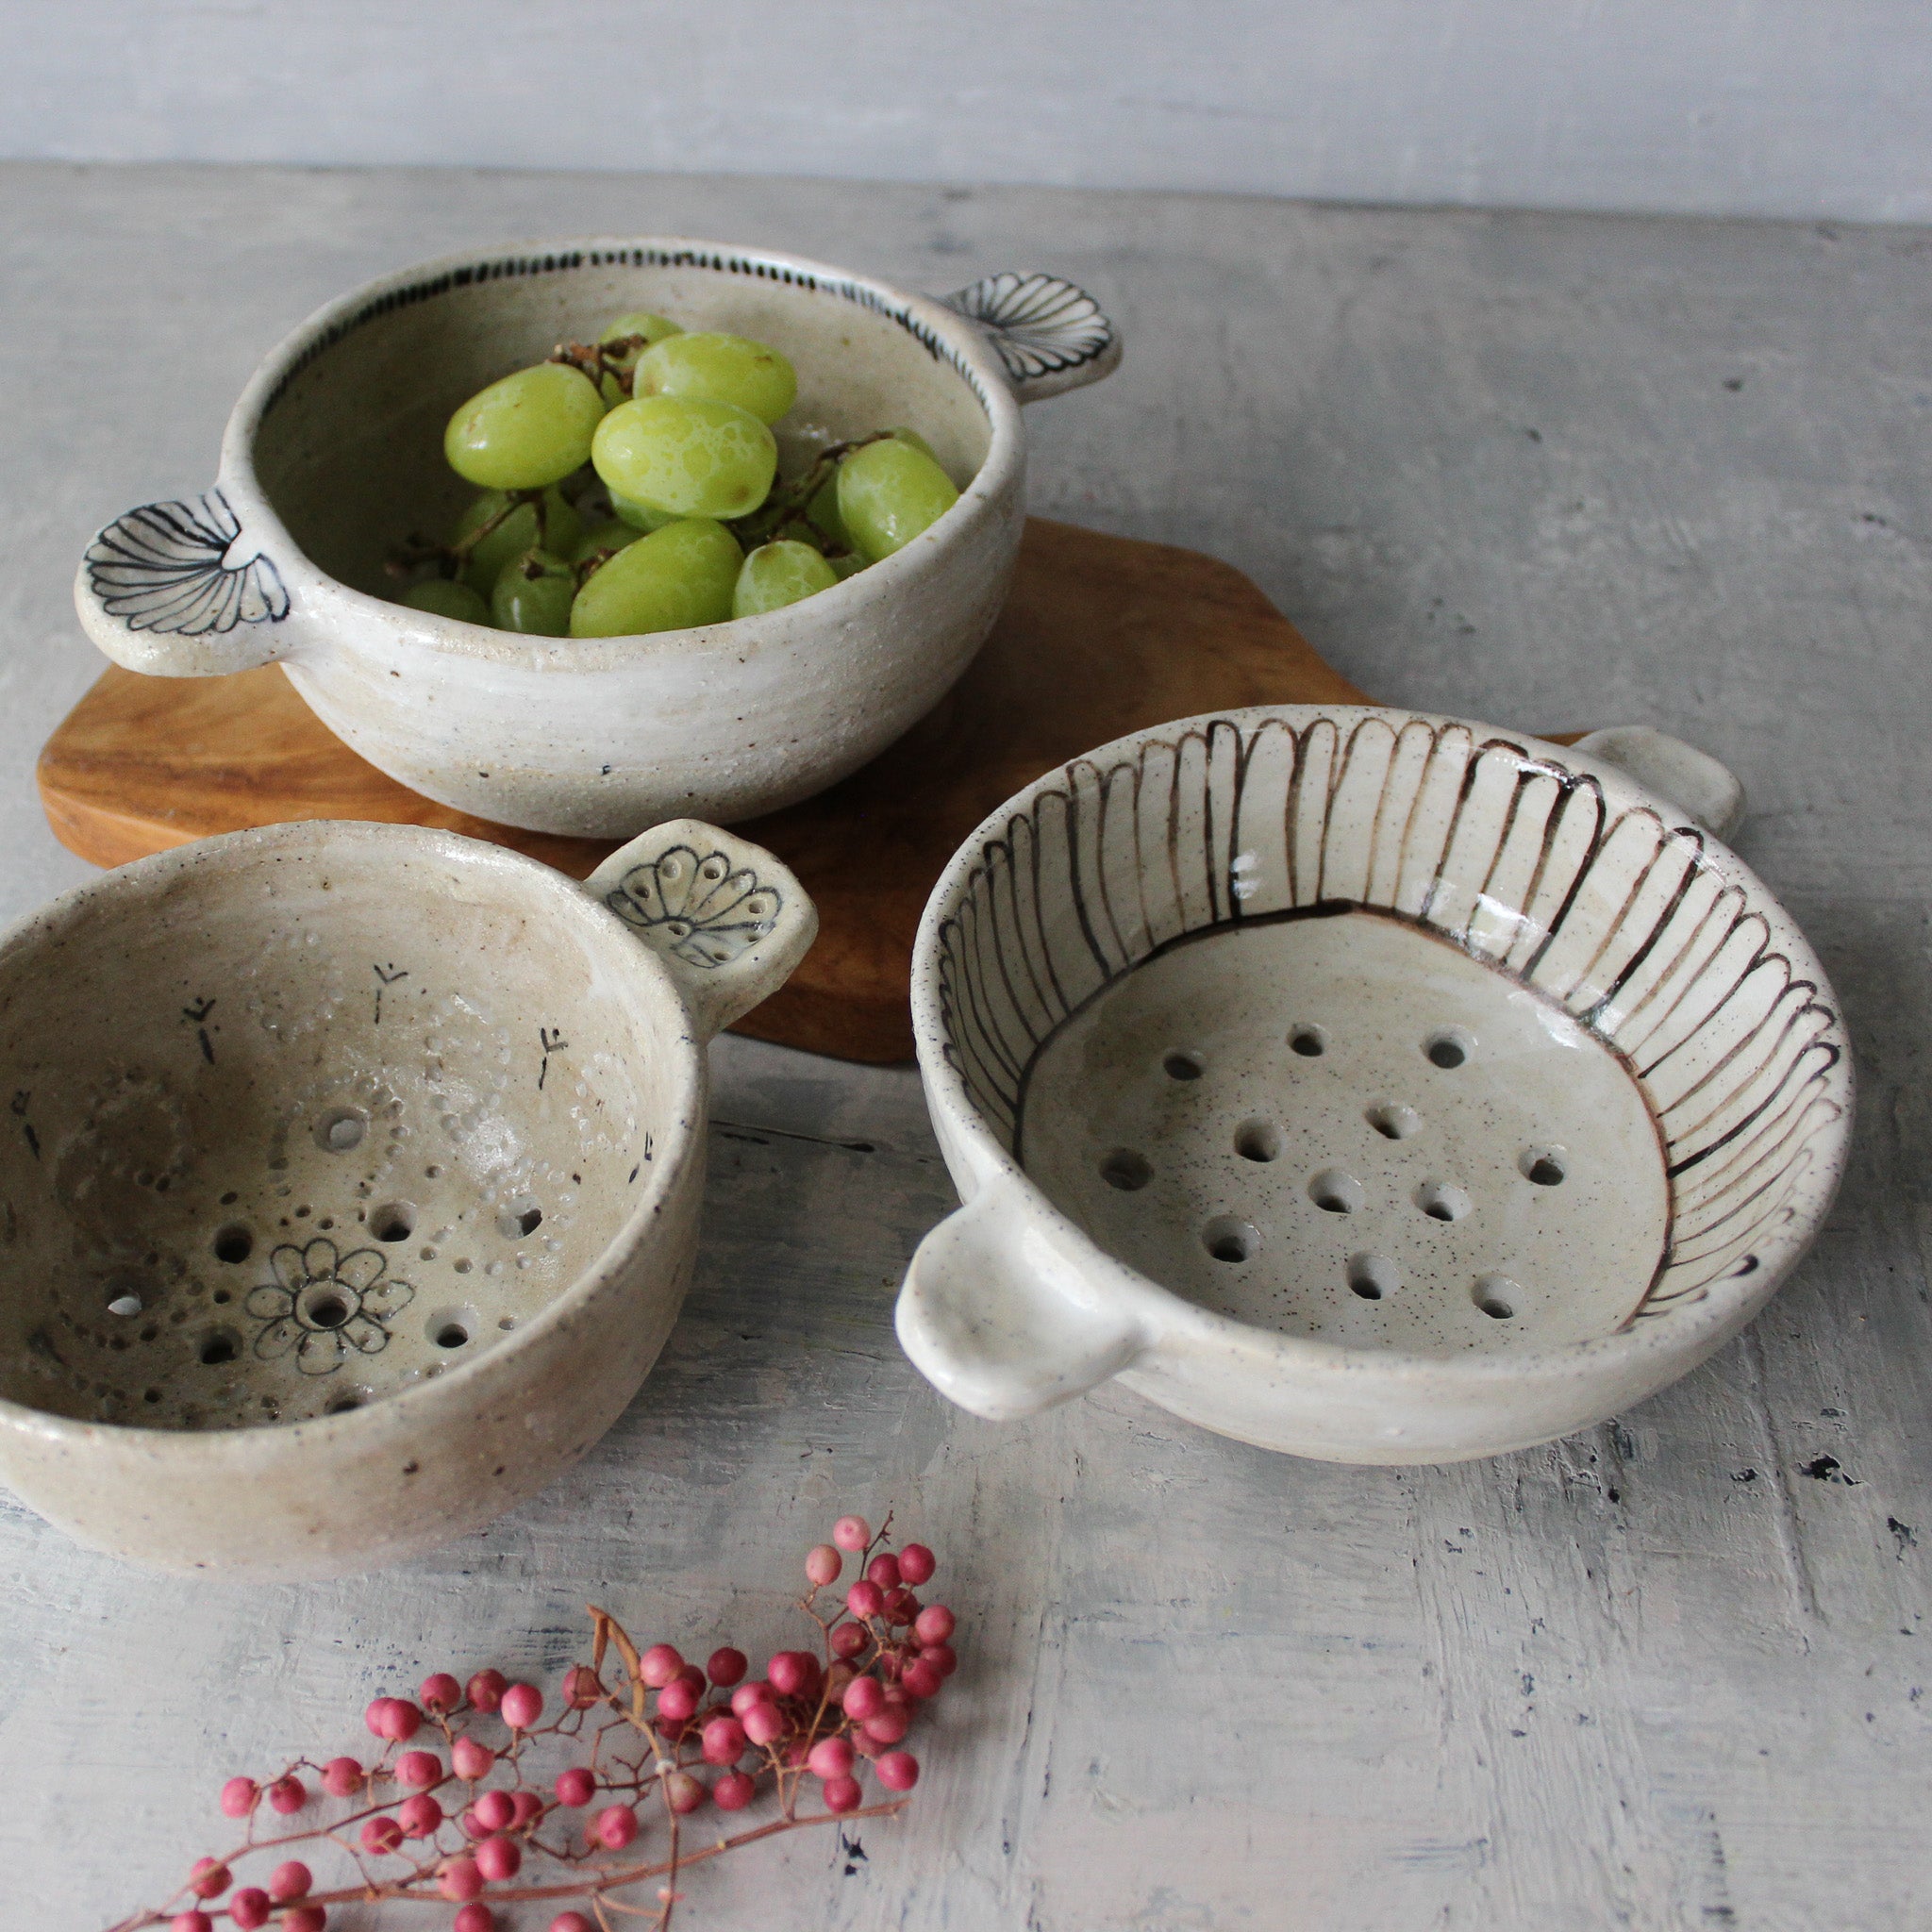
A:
74 488 294 677
939 272 1122 403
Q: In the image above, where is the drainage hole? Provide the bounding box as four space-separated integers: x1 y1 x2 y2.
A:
1307 1169 1364 1214
212 1224 254 1265
1347 1255 1399 1301
316 1107 367 1154
1521 1146 1568 1186
1415 1180 1473 1223
371 1201 417 1242
1100 1149 1153 1191
1234 1120 1282 1163
435 1323 469 1349
304 1291 350 1329
1366 1103 1423 1141
1163 1050 1205 1081
199 1334 239 1367
1289 1024 1328 1058
1474 1274 1521 1320
1201 1216 1259 1264
1424 1027 1475 1070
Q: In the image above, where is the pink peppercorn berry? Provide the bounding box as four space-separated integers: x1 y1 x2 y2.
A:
830 1621 870 1659
267 1774 307 1814
218 1776 258 1819
556 1765 597 1807
475 1833 522 1881
883 1587 920 1624
808 1736 855 1780
361 1816 405 1855
714 1769 757 1810
806 1543 842 1587
729 1680 773 1716
594 1803 638 1850
867 1552 901 1591
398 1792 443 1837
923 1641 959 1678
562 1664 602 1708
875 1749 921 1791
666 1770 708 1814
321 1756 363 1797
864 1705 910 1744
473 1788 516 1832
914 1604 956 1645
703 1715 749 1764
396 1749 442 1788
845 1580 885 1619
466 1669 508 1713
832 1514 870 1552
267 1861 312 1902
511 1789 544 1826
420 1672 462 1712
283 1912 326 1932
440 1856 484 1902
365 1695 423 1741
451 1735 495 1780
900 1658 944 1700
455 1907 497 1932
499 1681 542 1729
640 1642 683 1688
188 1858 230 1899
823 1774 863 1813
708 1644 749 1686
843 1674 886 1721
741 1701 787 1745
172 1915 213 1932
897 1542 936 1586
767 1650 817 1696
658 1676 700 1723
551 1917 597 1932
228 1890 270 1931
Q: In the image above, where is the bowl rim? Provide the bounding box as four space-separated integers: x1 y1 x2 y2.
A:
0 819 707 1451
909 700 1857 1389
219 235 1027 669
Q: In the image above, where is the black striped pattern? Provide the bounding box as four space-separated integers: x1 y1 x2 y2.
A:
932 712 1850 1324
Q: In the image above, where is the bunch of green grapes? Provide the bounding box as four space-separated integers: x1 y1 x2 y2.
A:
392 310 960 638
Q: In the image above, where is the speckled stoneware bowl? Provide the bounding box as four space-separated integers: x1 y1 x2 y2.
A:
73 240 1119 838
898 706 1853 1463
0 815 814 1578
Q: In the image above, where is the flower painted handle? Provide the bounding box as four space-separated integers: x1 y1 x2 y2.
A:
583 818 818 1042
939 272 1122 403
896 1186 1147 1420
73 488 295 676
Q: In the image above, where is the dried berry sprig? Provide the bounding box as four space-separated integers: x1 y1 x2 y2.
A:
108 1513 957 1932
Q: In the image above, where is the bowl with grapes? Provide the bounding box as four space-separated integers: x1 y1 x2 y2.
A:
73 239 1120 838
0 812 815 1578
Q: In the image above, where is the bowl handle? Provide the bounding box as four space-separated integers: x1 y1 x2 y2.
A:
583 818 818 1042
938 272 1122 403
1568 725 1746 841
73 487 297 676
896 1186 1147 1420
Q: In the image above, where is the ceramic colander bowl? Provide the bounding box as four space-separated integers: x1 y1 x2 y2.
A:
0 814 814 1577
898 705 1853 1463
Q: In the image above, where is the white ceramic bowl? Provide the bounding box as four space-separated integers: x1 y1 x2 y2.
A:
73 242 1120 838
898 705 1853 1463
0 815 814 1578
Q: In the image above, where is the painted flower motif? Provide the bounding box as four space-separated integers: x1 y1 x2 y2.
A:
246 1238 414 1376
84 489 290 637
606 844 780 969
941 272 1118 390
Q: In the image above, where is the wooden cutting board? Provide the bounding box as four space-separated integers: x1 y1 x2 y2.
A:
41 516 1383 1062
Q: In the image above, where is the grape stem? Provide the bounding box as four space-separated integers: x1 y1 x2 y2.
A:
385 488 544 581
726 433 889 551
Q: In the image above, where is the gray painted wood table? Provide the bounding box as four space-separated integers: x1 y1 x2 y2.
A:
1 164 1926 1930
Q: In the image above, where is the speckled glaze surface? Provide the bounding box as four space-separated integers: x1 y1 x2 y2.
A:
0 815 814 1577
899 705 1853 1463
72 242 1119 838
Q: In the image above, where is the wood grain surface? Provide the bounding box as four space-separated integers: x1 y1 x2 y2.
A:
41 516 1369 1061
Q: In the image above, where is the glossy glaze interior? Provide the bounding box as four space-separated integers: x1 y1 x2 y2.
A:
0 832 672 1430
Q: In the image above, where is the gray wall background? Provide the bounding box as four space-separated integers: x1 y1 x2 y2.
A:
3 0 1926 222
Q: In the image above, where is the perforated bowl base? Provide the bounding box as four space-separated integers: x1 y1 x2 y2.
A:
1018 910 1670 1354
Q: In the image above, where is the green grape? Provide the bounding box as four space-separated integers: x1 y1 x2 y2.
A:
608 490 676 532
444 363 605 491
490 548 576 636
591 396 777 521
837 438 960 562
454 487 582 591
634 333 797 425
732 540 839 618
887 425 941 463
402 578 490 624
806 471 850 550
570 517 644 566
569 519 742 638
830 550 869 581
598 312 683 401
